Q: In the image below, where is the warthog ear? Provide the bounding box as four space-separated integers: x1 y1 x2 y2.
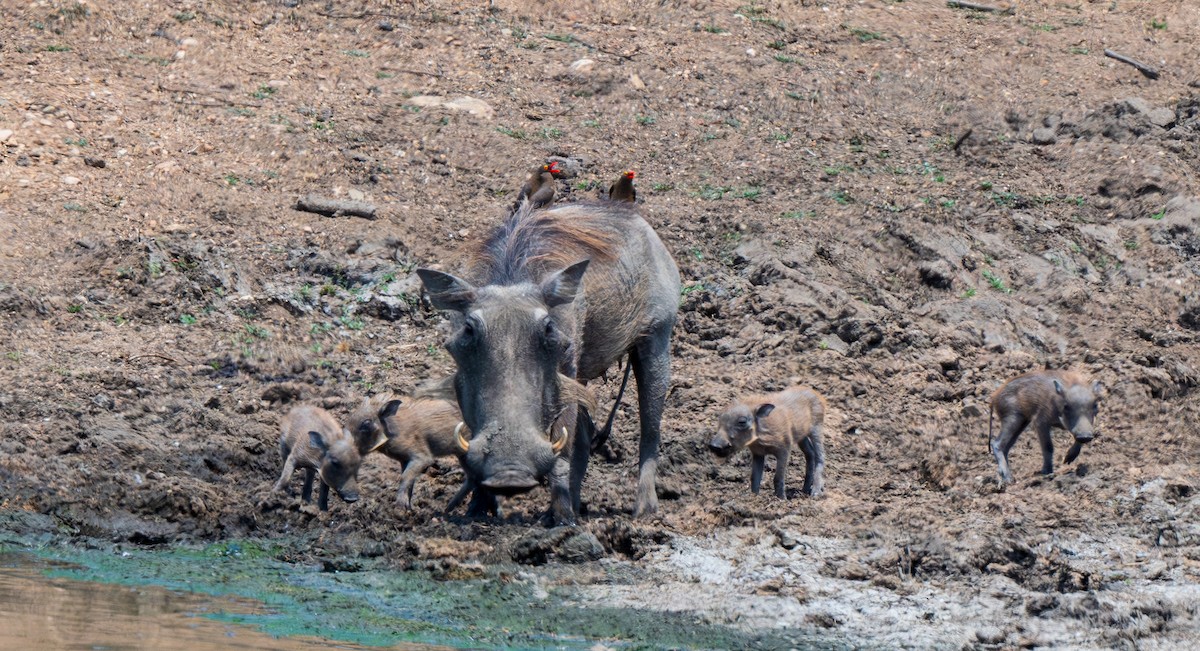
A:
308 431 328 454
755 403 776 423
541 259 590 309
413 375 457 402
1091 380 1103 398
379 399 402 420
558 374 598 414
417 268 477 313
1052 379 1065 395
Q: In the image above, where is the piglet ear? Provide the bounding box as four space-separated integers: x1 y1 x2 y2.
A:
755 403 776 420
1091 380 1103 398
541 259 590 309
379 399 402 420
308 431 328 454
417 269 477 313
1052 379 1065 395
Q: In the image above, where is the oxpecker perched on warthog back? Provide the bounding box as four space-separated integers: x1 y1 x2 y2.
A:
417 193 680 526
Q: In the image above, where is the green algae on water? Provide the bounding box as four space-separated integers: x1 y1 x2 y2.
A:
8 538 822 650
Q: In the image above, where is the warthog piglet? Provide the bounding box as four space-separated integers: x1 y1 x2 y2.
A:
710 386 827 499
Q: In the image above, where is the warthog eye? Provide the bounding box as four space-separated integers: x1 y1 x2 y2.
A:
540 316 561 348
736 417 751 430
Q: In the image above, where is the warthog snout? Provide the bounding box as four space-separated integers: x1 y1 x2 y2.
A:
339 490 360 503
481 468 540 495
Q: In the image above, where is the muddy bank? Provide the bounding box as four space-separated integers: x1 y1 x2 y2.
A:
2 1 1200 648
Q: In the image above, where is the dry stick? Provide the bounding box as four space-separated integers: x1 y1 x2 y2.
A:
952 127 974 153
572 37 639 61
1104 49 1160 80
126 353 180 365
947 0 1014 14
295 195 377 219
157 82 264 107
378 67 444 78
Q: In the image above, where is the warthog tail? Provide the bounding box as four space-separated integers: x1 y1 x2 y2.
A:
591 358 633 453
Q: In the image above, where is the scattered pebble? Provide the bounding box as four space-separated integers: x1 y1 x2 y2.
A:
0 129 14 142
1031 127 1056 145
570 58 595 74
84 156 106 168
61 176 80 185
975 626 1006 645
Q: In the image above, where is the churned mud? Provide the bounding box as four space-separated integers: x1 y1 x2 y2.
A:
2 1 1199 649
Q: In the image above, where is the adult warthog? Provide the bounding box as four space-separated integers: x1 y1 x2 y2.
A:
417 200 680 525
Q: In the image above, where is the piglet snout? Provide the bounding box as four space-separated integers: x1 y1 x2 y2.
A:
708 441 733 458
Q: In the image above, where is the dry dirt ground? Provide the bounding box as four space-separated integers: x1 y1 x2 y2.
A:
2 0 1200 648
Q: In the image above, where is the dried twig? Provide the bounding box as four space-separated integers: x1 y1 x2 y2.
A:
1104 49 1160 80
157 82 264 107
947 0 1014 13
126 353 180 365
295 195 377 219
952 128 974 153
572 37 639 61
316 9 396 19
378 66 444 78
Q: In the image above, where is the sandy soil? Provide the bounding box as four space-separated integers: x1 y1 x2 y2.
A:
2 0 1200 648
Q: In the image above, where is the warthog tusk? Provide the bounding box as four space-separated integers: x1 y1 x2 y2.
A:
454 422 470 454
549 426 568 454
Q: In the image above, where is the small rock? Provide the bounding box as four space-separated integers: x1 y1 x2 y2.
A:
1148 108 1176 129
835 563 871 581
1031 127 1056 145
776 528 801 550
569 58 595 74
15 155 30 166
347 188 366 202
378 20 394 31
1123 97 1152 115
629 73 646 90
0 129 12 142
961 403 984 419
61 175 80 185
975 626 1006 645
181 37 200 48
84 156 106 168
92 394 115 410
558 532 604 563
917 259 954 289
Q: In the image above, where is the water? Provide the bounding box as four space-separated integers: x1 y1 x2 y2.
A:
0 538 814 650
0 552 442 651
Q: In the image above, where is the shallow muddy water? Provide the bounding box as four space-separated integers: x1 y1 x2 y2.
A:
0 552 442 651
0 539 813 651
